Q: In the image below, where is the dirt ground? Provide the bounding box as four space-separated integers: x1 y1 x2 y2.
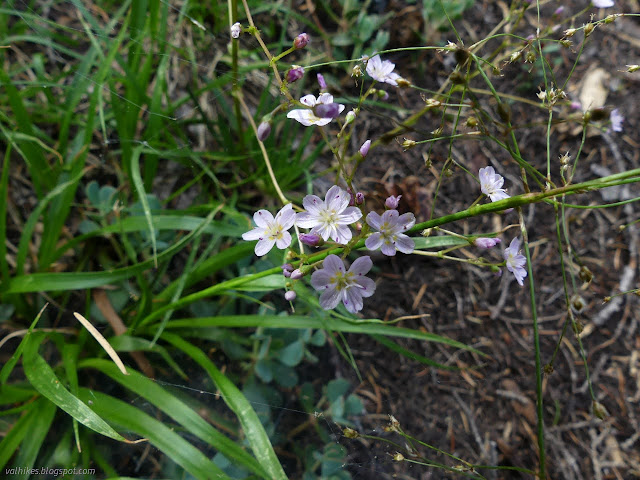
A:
309 1 640 479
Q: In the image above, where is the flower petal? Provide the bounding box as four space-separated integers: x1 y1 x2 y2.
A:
275 231 292 249
342 288 363 313
349 256 373 276
254 238 275 256
323 254 345 274
295 212 319 229
355 276 376 297
381 241 397 256
275 204 295 229
337 207 362 225
302 195 324 215
311 269 332 290
394 234 415 254
333 225 352 244
325 185 349 212
319 287 341 310
365 232 383 251
317 93 334 105
242 227 264 241
253 209 273 228
397 212 416 230
366 211 382 230
300 94 317 107
287 109 315 126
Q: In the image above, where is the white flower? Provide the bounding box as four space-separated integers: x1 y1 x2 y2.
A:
610 109 624 132
593 0 614 7
295 185 362 244
365 210 415 256
366 55 401 86
231 22 241 39
311 255 376 313
479 166 510 202
503 237 527 286
242 204 295 256
286 93 345 127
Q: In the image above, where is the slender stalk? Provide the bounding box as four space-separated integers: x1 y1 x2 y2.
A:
229 0 245 150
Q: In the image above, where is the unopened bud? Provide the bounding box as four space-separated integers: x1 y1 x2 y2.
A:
571 294 587 313
385 195 401 209
317 73 327 90
402 138 416 150
314 103 340 119
376 89 389 101
290 269 303 280
231 22 241 39
286 66 304 83
293 33 309 49
299 233 323 247
345 110 356 125
281 263 294 273
257 122 271 141
604 14 619 24
564 28 576 38
579 266 593 284
627 64 640 73
560 39 573 48
466 116 478 128
343 427 359 438
393 453 405 462
553 6 564 15
355 192 365 205
284 290 297 301
592 401 608 420
474 237 501 249
510 50 522 63
359 139 371 157
584 23 595 38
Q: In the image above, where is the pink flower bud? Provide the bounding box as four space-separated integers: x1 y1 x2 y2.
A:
317 73 327 90
376 90 389 101
385 195 401 209
355 192 365 205
314 103 340 119
293 33 309 49
299 233 323 247
570 101 582 111
281 263 294 272
359 139 371 157
286 66 304 83
474 237 502 249
257 122 271 141
290 269 303 280
284 290 297 301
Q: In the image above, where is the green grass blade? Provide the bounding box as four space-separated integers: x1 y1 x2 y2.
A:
155 315 482 355
0 399 38 470
77 388 229 480
163 334 287 480
0 141 10 283
10 397 57 480
130 146 158 267
79 358 269 479
22 333 128 443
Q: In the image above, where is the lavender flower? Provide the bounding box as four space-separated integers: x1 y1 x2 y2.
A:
242 204 296 256
593 0 614 7
317 73 327 90
503 237 527 286
474 237 502 249
610 109 624 132
287 93 345 127
359 139 371 157
257 122 271 141
231 22 241 39
311 255 376 313
365 210 415 256
295 186 362 244
479 166 510 202
366 55 401 86
299 233 323 247
286 66 305 83
284 290 297 301
384 195 402 209
293 33 309 49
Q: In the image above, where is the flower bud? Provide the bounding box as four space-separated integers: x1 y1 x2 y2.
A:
627 64 640 73
579 266 593 284
592 401 608 420
293 33 309 49
314 103 340 119
359 139 371 157
299 233 323 247
343 427 359 439
553 6 564 15
396 78 411 88
286 66 304 83
283 270 291 278
474 237 502 249
257 122 271 141
290 269 303 280
466 116 478 128
385 195 401 209
355 192 365 205
402 138 416 150
345 110 356 124
584 23 595 38
231 22 241 39
376 89 389 101
317 73 327 90
564 28 576 38
570 101 582 110
284 290 297 301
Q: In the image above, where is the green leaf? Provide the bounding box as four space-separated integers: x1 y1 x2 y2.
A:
277 339 304 367
163 334 287 480
130 146 157 266
77 388 228 480
78 358 267 478
327 378 351 403
22 333 128 442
